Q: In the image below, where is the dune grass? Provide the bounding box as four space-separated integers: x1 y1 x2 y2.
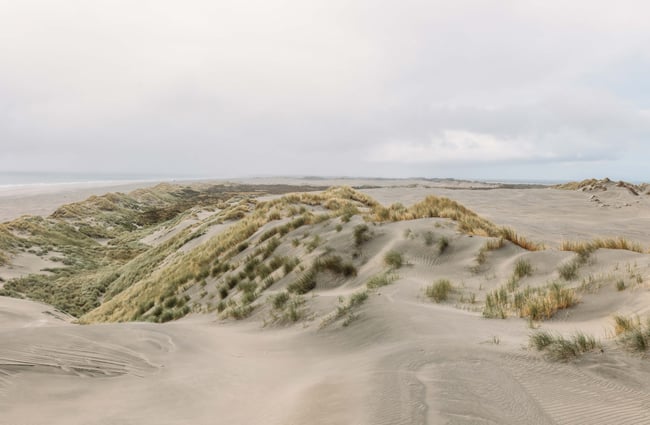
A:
383 250 404 269
484 281 577 320
287 254 357 294
321 290 369 328
530 330 600 362
366 272 399 289
426 279 453 303
371 196 543 251
560 237 644 254
612 315 650 353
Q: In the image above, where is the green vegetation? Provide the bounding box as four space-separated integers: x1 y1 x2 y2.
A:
383 250 403 269
530 331 600 362
353 224 370 247
0 183 550 326
426 279 453 302
287 254 357 294
513 259 533 279
613 315 650 353
437 236 449 254
366 272 398 289
321 290 369 328
483 281 577 320
472 237 505 272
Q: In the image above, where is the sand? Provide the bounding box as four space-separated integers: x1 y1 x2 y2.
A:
2 179 650 424
0 181 167 223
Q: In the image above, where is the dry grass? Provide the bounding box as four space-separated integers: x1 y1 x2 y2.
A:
372 196 542 250
484 281 577 321
560 237 644 254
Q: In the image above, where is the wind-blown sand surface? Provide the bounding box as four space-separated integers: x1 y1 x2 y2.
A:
2 179 650 424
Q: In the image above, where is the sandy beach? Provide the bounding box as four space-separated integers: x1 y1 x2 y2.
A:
1 179 650 425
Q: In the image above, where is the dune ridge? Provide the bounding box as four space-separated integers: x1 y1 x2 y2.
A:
1 179 650 424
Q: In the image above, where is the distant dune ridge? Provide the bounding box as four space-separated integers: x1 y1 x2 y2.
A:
1 178 650 425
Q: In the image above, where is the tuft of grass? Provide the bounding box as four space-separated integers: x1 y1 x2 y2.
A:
383 250 403 269
613 315 650 353
426 279 453 303
558 261 579 281
423 231 434 246
271 291 290 309
616 280 626 291
366 272 398 289
321 289 369 328
287 269 317 294
513 259 533 279
530 331 600 362
287 254 356 294
353 224 370 247
484 281 577 321
437 237 449 254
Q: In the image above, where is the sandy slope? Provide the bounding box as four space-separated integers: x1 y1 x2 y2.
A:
2 180 650 424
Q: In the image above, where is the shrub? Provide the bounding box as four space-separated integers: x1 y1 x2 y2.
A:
315 255 357 277
163 296 178 308
384 250 403 269
616 280 626 291
218 286 229 299
426 279 453 302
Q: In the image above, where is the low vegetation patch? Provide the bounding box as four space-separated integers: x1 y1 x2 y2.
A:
321 290 369 328
426 279 453 303
287 254 357 294
353 224 371 247
371 195 543 251
366 272 399 289
483 281 577 320
530 331 600 362
437 237 449 254
612 315 650 353
560 237 644 254
383 250 404 269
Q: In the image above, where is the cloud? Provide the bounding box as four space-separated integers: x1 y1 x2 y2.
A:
1 1 650 179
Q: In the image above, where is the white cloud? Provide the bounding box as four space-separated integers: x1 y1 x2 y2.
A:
369 131 540 163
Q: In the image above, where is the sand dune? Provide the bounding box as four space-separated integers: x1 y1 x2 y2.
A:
1 179 650 424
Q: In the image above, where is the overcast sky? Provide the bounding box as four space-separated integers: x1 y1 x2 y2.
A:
2 1 650 181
